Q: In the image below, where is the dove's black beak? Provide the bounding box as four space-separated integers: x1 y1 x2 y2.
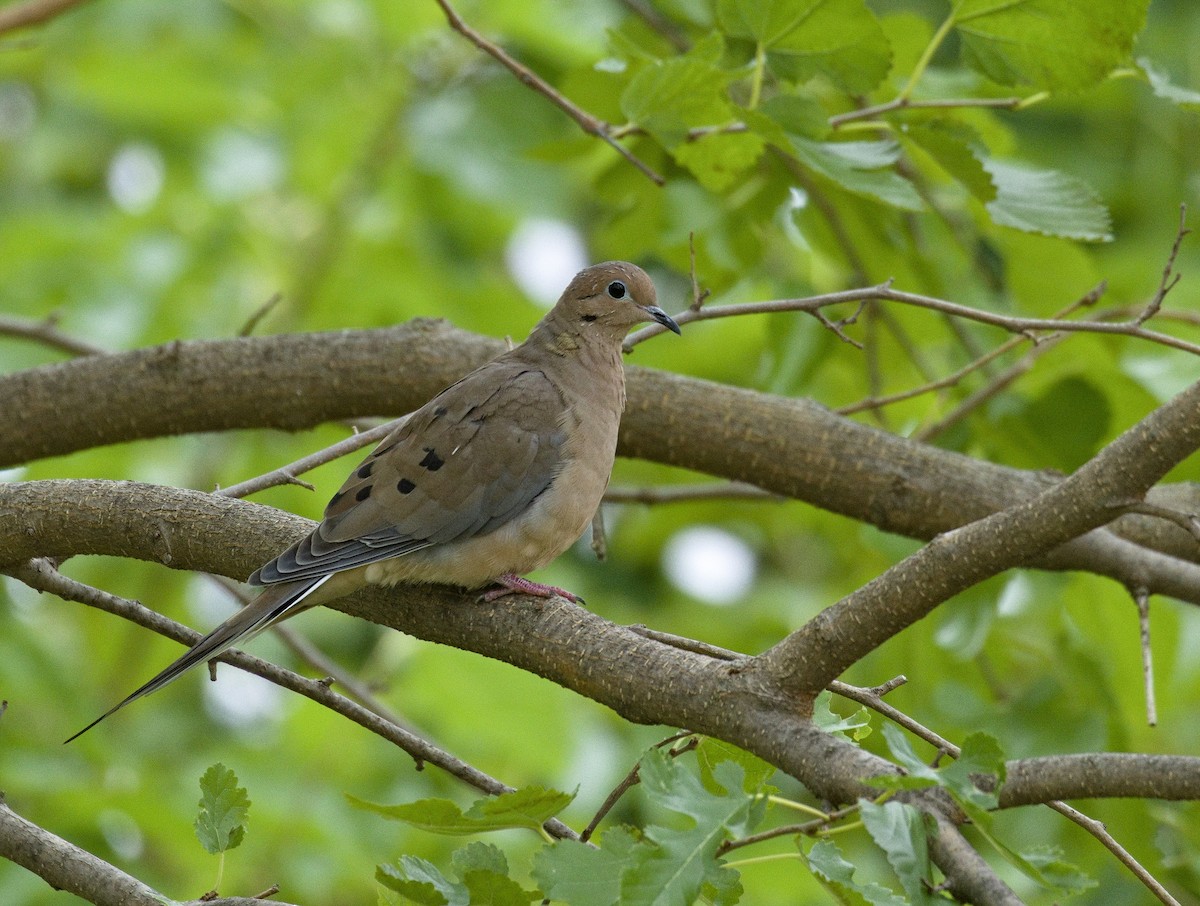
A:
646 306 682 335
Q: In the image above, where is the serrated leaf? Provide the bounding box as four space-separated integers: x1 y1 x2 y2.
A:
790 137 924 210
376 856 461 905
531 827 642 906
878 723 941 784
903 123 995 203
349 787 574 836
983 159 1112 241
716 0 811 46
813 690 872 741
673 130 765 191
451 842 508 878
859 800 935 905
460 869 536 906
765 0 891 93
194 763 250 855
953 0 1149 91
804 838 910 906
1139 57 1200 108
618 749 758 906
621 33 732 148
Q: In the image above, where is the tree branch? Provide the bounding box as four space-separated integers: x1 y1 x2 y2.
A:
0 797 296 906
759 376 1200 693
4 323 1200 609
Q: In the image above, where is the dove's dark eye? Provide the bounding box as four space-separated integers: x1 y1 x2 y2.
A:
607 280 627 299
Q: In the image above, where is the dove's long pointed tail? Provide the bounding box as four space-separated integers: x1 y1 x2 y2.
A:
65 575 331 743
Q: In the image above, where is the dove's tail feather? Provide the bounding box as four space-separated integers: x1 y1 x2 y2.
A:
64 575 331 743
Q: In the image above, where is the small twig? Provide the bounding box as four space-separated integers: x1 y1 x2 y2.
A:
12 559 579 841
0 0 90 35
603 482 778 505
433 0 663 185
717 803 862 855
251 884 281 900
1120 500 1200 543
238 292 285 338
0 313 106 357
616 0 688 51
579 731 697 842
1136 204 1189 326
1046 801 1181 906
913 336 1064 442
216 417 406 499
1134 588 1158 727
828 95 1025 129
628 625 742 661
687 233 709 312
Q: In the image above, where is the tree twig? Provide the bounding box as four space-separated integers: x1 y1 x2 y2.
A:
432 0 663 185
0 313 106 357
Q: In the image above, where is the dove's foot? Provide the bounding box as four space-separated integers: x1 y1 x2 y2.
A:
479 573 583 604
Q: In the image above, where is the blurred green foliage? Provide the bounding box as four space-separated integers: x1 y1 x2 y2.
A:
2 0 1200 903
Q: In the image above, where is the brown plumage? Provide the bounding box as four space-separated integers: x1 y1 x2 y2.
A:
67 261 679 741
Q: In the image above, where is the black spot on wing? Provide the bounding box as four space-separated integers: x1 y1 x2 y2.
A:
398 478 416 494
357 462 374 479
355 485 372 502
419 447 445 471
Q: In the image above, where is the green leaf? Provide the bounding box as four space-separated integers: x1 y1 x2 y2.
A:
804 838 910 906
859 800 935 905
618 748 758 906
953 0 1149 90
1138 57 1200 109
757 94 828 140
349 786 574 836
460 869 537 906
940 732 1006 811
194 763 250 856
983 159 1112 241
1022 846 1098 894
621 33 732 148
695 737 777 794
813 690 872 742
764 0 891 93
531 826 642 906
716 0 812 46
903 123 995 203
673 131 766 191
790 137 924 210
451 842 509 878
376 856 461 905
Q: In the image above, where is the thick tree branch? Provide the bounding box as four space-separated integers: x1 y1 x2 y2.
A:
759 377 1200 693
3 324 1199 607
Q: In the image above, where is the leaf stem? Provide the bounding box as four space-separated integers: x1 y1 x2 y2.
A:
749 41 766 110
900 11 958 100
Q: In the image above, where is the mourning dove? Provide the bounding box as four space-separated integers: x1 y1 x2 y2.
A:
67 261 679 741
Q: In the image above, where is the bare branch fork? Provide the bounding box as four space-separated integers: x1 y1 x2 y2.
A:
432 0 664 185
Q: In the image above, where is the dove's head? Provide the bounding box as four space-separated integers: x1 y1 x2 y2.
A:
545 261 680 343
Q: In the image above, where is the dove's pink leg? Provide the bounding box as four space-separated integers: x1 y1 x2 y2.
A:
480 573 582 603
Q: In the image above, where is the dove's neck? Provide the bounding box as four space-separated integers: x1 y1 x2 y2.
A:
521 321 627 415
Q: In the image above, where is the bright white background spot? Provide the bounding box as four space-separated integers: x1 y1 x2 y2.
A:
98 809 144 861
662 525 757 605
203 662 284 731
504 218 588 307
107 143 165 213
201 129 283 200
